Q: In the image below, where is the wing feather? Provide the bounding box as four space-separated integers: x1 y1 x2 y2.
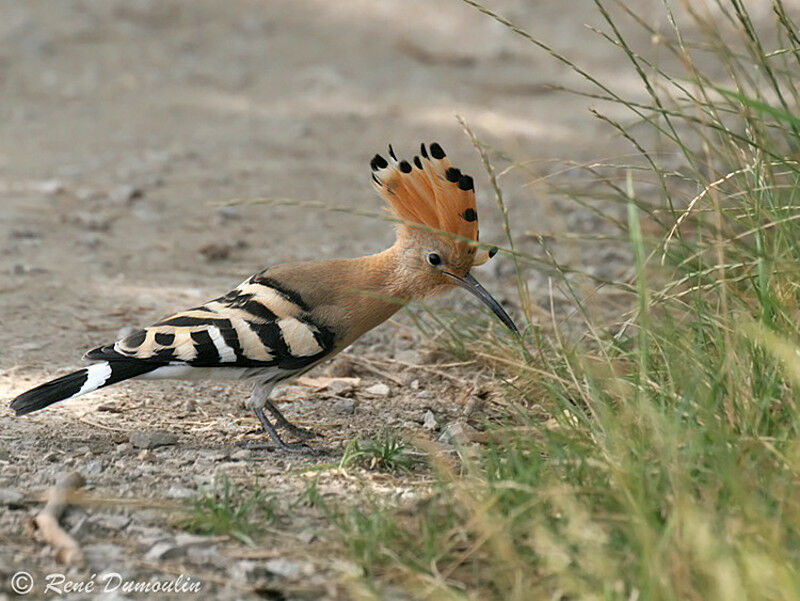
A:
84 279 336 371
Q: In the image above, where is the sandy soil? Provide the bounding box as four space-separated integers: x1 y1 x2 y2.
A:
0 1 647 599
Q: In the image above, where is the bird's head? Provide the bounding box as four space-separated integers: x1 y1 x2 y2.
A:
370 142 518 332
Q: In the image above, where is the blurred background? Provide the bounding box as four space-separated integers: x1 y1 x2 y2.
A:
4 2 798 600
0 0 642 368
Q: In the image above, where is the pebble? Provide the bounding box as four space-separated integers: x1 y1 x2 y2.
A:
83 460 104 475
144 541 183 561
91 513 131 531
186 545 228 569
128 430 178 449
326 379 357 396
35 179 64 195
438 420 486 445
231 448 252 461
107 184 143 204
0 488 25 508
231 560 270 584
215 206 241 221
438 420 468 445
143 534 217 561
12 263 46 275
265 558 312 579
364 382 390 396
463 395 484 418
332 397 355 414
165 485 196 499
422 410 438 431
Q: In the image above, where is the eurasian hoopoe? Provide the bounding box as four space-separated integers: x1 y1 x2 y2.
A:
10 142 517 451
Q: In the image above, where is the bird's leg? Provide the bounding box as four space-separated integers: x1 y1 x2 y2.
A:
242 381 313 452
263 398 316 440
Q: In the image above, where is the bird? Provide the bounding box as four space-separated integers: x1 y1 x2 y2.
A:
10 142 518 451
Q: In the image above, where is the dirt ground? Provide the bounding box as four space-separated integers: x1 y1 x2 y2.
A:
0 1 648 599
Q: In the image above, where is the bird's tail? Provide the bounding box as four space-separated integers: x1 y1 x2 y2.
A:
10 361 157 416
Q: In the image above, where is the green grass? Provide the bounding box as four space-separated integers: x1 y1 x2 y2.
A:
329 1 800 600
339 431 423 473
176 476 276 545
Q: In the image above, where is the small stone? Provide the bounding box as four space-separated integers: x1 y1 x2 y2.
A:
364 383 390 396
231 449 252 461
231 560 270 584
463 395 484 418
333 398 356 415
187 545 228 569
13 263 46 275
195 449 230 462
422 410 438 431
83 460 104 475
326 379 356 396
128 430 178 449
108 184 143 204
166 485 196 500
297 529 317 544
410 379 420 390
145 540 184 561
0 488 25 508
182 399 196 413
215 206 240 221
438 420 487 445
35 179 64 195
91 513 131 531
265 558 311 579
96 402 121 413
438 420 468 445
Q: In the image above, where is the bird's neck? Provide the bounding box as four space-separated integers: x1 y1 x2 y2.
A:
330 242 416 343
262 238 422 348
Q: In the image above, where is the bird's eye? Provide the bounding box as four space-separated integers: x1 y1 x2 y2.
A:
427 253 442 267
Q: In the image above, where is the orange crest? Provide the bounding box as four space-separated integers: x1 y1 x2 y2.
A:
370 143 479 246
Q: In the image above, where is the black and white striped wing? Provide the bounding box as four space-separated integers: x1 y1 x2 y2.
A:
84 277 336 372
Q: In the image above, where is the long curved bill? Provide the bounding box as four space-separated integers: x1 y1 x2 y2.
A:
444 271 518 332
